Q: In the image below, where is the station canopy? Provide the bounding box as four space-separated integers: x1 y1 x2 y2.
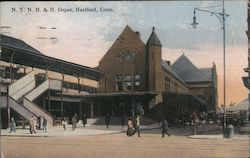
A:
0 34 103 80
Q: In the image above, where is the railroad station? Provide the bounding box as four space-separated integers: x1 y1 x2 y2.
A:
0 25 218 128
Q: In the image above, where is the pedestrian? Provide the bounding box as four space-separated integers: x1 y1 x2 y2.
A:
33 117 37 134
191 111 197 135
127 118 133 136
162 117 171 137
105 114 110 128
29 116 34 134
140 106 144 118
136 115 141 137
9 117 16 133
62 119 67 131
72 116 76 130
74 113 78 123
42 116 47 133
121 115 125 127
82 114 87 127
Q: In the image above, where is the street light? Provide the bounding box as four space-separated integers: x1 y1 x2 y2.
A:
191 1 229 129
191 10 198 29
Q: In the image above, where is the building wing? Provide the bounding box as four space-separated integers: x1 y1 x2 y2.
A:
171 54 210 83
161 60 186 85
200 68 213 81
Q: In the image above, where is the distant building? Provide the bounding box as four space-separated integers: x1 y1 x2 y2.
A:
171 54 218 113
227 98 249 112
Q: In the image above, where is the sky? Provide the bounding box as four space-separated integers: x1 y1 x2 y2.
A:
0 1 248 107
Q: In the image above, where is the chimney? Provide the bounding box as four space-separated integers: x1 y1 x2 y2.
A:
165 60 171 65
135 31 140 39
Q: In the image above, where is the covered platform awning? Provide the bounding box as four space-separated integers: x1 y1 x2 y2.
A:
58 91 158 117
58 91 156 97
0 34 103 80
227 98 249 113
162 92 206 121
80 91 158 98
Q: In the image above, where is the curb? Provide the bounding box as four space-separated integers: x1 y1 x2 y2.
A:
0 130 123 138
188 135 250 140
0 127 160 138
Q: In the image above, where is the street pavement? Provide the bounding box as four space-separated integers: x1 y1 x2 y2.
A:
0 123 249 158
1 130 249 158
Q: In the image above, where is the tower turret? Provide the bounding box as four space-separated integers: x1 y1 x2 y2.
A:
146 26 163 91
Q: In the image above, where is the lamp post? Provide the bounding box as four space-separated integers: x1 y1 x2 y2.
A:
191 1 229 129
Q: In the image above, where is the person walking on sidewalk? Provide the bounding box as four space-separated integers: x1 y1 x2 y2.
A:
9 117 16 133
29 116 35 134
127 118 134 136
105 114 110 128
191 111 198 135
136 115 141 137
62 119 67 131
42 116 47 133
82 114 87 127
162 117 171 137
33 117 37 134
72 115 77 130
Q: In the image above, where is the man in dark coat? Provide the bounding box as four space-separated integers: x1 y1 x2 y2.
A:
162 117 171 137
72 116 77 130
105 114 110 128
82 114 87 127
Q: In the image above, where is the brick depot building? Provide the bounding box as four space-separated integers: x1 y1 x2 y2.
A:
82 25 218 120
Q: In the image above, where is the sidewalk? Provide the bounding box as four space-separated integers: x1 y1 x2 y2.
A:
1 123 248 140
0 126 119 137
0 123 160 137
188 134 250 140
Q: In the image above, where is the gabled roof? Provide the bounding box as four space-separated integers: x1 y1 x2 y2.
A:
200 68 212 80
146 27 161 47
171 54 211 83
161 60 186 85
0 34 42 55
99 25 145 64
115 25 144 45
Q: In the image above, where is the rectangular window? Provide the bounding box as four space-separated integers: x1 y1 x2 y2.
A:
116 75 122 81
135 81 140 87
135 75 140 80
164 76 170 91
125 81 132 90
125 75 132 81
174 82 178 92
116 81 123 91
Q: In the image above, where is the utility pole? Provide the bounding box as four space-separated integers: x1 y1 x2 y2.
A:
191 0 229 130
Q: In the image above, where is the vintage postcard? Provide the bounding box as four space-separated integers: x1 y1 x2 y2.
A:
0 1 249 158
